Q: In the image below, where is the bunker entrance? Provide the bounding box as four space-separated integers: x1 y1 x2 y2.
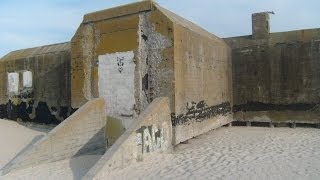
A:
98 51 136 129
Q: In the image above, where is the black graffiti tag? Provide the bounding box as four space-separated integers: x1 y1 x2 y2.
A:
171 101 231 126
117 57 124 73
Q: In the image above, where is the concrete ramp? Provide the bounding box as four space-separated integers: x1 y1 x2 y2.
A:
1 98 107 175
83 97 172 180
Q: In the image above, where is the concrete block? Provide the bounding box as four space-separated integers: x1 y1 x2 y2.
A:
83 97 172 180
1 98 107 175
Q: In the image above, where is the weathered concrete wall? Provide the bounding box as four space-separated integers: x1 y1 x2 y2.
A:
71 1 174 130
71 2 144 108
157 6 233 144
252 12 270 40
0 43 73 124
72 2 145 130
1 98 106 175
83 97 172 180
71 1 232 144
225 28 320 123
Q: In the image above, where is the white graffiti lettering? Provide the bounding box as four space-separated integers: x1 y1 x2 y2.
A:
136 125 165 153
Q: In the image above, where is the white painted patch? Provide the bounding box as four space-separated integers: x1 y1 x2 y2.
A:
8 73 19 94
98 51 136 119
23 71 32 88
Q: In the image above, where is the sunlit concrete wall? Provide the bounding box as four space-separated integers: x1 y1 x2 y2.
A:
71 1 232 144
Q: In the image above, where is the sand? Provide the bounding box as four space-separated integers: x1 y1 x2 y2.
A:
1 121 320 180
2 155 102 180
108 127 320 180
0 120 102 180
0 120 46 168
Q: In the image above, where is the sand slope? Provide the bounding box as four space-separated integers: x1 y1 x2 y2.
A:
0 120 46 169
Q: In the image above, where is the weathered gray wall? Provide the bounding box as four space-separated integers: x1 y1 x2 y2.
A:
0 43 72 124
1 98 106 175
225 28 320 123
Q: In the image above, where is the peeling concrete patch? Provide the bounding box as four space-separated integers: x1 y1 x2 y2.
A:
138 12 172 102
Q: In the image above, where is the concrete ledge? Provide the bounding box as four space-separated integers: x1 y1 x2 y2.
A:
83 1 152 23
232 120 320 129
1 98 107 175
233 111 320 123
173 114 233 145
83 97 172 180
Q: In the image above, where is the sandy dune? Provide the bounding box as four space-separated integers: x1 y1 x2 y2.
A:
1 120 320 180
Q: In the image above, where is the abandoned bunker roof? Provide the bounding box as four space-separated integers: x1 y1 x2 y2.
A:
0 42 70 62
153 3 225 44
83 1 226 45
83 1 152 23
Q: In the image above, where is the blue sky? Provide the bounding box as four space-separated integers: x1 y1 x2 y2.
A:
0 0 319 57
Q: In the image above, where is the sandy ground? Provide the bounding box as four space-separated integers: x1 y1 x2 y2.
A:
1 120 320 180
108 127 320 180
2 155 102 180
0 120 46 168
0 120 102 180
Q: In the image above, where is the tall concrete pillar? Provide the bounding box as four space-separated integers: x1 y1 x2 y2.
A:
252 12 270 39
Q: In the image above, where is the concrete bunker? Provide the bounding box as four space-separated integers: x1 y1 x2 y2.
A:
224 12 320 126
1 1 320 179
0 42 73 124
71 1 232 145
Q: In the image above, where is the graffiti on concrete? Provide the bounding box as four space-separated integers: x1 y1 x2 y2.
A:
0 99 76 124
2 70 75 124
117 57 124 73
171 101 231 126
136 125 165 153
